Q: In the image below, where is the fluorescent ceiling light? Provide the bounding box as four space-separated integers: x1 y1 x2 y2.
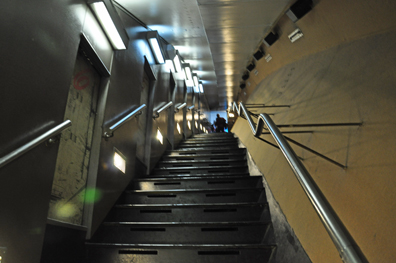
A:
188 121 191 130
229 112 235 118
199 83 204 93
148 35 165 64
195 121 198 129
166 59 175 73
90 1 126 50
174 52 182 72
193 74 199 87
183 63 192 80
157 128 163 144
113 150 126 173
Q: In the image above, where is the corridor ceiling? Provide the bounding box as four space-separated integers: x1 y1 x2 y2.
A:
114 0 293 110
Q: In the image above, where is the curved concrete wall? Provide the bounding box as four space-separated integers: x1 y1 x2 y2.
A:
233 1 396 262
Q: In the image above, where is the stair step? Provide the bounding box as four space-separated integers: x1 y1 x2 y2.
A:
168 147 245 154
162 152 246 162
106 203 269 222
90 221 272 244
180 139 238 144
130 176 262 190
152 166 248 175
121 188 266 204
147 172 250 178
158 159 246 168
85 243 276 263
177 142 238 148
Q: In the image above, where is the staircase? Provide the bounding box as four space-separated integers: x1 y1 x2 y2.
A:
86 133 276 262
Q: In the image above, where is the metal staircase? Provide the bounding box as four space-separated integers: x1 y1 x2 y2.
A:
86 133 276 262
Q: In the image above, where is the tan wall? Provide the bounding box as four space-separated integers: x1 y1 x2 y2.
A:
233 0 396 262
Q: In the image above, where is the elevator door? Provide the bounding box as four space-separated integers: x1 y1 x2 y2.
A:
48 52 100 225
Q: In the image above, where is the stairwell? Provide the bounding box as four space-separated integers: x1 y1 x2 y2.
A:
86 133 277 262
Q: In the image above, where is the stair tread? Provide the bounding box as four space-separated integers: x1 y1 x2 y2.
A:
154 165 247 170
159 159 245 164
147 173 250 178
102 221 271 226
86 243 276 249
115 202 267 208
133 175 261 181
126 188 263 193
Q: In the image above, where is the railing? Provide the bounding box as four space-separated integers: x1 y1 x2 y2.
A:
103 104 146 138
187 105 195 111
232 101 368 263
153 101 173 119
174 102 187 113
0 120 72 169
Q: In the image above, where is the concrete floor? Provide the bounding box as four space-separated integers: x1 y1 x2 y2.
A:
232 1 396 262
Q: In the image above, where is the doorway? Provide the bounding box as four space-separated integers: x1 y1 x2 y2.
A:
48 51 100 225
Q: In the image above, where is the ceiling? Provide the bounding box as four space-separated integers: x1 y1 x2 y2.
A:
113 0 293 110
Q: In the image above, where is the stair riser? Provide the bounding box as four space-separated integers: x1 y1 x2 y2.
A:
161 155 246 162
122 190 266 204
107 206 269 222
178 143 239 148
131 177 262 190
91 224 270 244
86 247 274 263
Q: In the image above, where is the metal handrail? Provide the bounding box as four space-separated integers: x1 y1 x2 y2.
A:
0 120 72 169
232 101 368 263
153 101 173 119
104 104 146 138
187 105 195 111
174 102 187 113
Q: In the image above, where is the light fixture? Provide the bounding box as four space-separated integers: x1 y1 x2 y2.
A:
199 82 204 93
288 28 304 43
177 123 181 134
263 31 279 47
195 121 198 129
182 63 192 80
188 121 191 130
147 31 165 64
242 71 249 81
253 49 265 61
247 62 255 72
193 73 199 87
90 1 126 50
166 60 175 72
157 128 163 144
286 0 313 22
113 149 126 173
229 112 235 118
174 50 182 73
200 124 203 130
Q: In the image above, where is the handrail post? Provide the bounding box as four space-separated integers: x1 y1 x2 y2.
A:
153 101 173 119
103 104 146 138
0 120 72 169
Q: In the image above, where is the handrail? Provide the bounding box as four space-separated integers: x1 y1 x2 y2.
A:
232 101 368 263
0 120 72 169
153 101 173 119
104 104 146 138
187 105 195 111
174 102 187 113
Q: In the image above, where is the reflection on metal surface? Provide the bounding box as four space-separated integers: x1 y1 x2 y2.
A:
90 1 126 50
177 123 181 134
157 129 164 144
188 121 191 130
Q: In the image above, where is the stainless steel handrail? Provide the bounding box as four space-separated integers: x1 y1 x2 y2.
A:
232 101 368 263
174 102 187 113
0 120 72 169
153 101 173 119
104 104 146 138
187 105 195 111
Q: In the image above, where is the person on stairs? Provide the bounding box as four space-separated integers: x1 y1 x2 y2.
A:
215 114 226 132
